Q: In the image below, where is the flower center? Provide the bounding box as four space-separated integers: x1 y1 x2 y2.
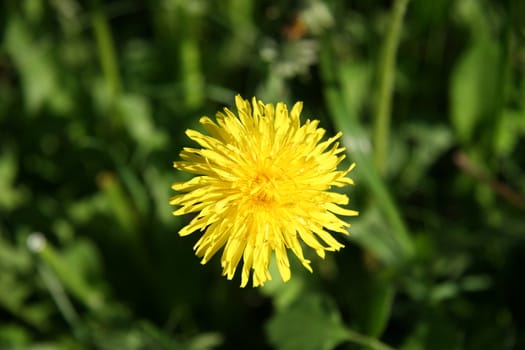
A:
249 172 279 206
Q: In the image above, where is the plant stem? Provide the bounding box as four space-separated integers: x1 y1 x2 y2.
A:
373 0 410 175
92 0 122 122
319 41 414 261
38 263 81 331
346 328 397 350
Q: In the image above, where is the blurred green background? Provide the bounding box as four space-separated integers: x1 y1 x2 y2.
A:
1 0 525 349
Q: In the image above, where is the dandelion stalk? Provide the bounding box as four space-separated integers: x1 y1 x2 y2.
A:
373 0 410 174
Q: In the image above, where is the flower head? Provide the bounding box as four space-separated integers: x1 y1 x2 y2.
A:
170 95 358 287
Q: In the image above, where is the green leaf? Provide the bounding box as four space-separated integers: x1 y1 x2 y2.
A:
362 284 395 337
4 16 72 114
339 61 372 119
266 293 349 350
0 149 27 211
450 39 501 142
116 93 168 153
495 109 525 157
0 235 51 329
351 205 405 266
37 239 105 312
0 323 31 346
399 123 453 191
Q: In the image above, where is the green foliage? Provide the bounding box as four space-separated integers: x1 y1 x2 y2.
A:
266 293 349 350
1 0 525 349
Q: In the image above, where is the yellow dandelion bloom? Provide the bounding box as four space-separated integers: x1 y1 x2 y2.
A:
170 95 358 287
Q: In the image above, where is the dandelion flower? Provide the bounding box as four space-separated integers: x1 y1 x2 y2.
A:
170 95 358 287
